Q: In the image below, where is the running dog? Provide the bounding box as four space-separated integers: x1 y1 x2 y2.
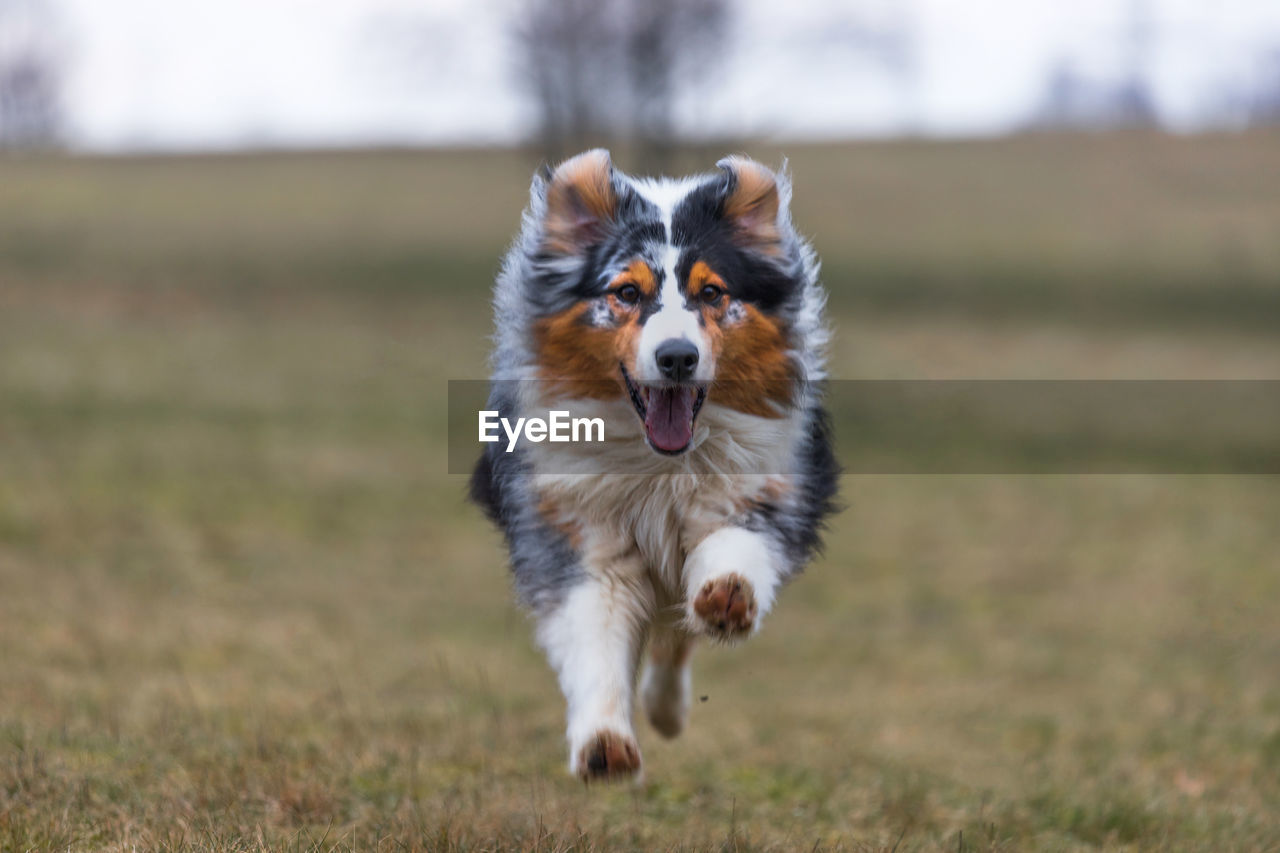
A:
470 150 837 781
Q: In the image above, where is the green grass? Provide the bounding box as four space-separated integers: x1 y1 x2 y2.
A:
1 134 1279 851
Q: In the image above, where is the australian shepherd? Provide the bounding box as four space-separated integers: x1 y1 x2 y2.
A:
470 149 838 781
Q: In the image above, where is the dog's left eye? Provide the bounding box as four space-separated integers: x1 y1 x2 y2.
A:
699 284 725 306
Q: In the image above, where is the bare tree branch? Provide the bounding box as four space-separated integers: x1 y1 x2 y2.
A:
0 0 66 150
510 0 727 171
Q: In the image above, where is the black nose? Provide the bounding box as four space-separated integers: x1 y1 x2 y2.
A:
655 338 699 382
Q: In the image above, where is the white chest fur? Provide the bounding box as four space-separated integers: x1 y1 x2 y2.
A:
524 392 804 593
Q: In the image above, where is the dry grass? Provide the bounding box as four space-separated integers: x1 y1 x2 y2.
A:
1 134 1278 850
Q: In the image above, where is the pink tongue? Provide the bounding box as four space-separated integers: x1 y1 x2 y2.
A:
645 387 696 451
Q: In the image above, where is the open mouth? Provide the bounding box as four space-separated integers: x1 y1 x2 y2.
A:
620 364 706 455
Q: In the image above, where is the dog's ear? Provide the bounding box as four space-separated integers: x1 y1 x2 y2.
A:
717 155 783 257
542 149 617 255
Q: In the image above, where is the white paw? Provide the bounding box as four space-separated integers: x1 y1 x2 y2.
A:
690 573 758 640
683 527 778 639
569 729 642 781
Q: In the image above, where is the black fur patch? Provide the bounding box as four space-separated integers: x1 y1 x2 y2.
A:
744 400 841 568
528 188 664 317
670 179 801 314
468 451 501 522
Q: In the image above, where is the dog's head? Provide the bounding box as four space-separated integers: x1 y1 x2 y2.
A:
523 149 817 456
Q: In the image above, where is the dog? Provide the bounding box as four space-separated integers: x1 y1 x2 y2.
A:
470 150 837 781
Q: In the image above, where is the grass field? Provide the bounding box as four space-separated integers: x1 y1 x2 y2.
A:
1 133 1279 851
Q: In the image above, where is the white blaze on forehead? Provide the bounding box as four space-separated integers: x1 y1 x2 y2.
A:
628 175 715 384
629 176 703 232
634 244 712 383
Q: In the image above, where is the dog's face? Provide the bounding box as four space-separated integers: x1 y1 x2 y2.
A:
528 150 804 456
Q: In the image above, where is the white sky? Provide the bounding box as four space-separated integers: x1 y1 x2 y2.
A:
49 0 1280 151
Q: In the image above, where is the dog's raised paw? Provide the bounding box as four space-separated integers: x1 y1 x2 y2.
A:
575 730 642 782
693 573 757 640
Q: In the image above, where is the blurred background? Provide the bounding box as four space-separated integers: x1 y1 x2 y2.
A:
8 0 1280 152
2 1 1279 850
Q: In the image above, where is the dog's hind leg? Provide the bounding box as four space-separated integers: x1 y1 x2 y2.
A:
640 626 694 739
535 557 652 782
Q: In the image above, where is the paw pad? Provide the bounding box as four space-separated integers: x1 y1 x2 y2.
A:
693 573 757 639
576 730 641 782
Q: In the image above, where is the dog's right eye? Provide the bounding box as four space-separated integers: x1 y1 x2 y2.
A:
614 284 640 305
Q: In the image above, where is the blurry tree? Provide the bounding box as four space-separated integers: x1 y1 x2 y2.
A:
1250 47 1280 126
1029 61 1158 131
623 0 727 172
1113 0 1158 127
1029 0 1158 131
776 1 920 131
0 0 64 149
511 0 727 173
511 0 612 161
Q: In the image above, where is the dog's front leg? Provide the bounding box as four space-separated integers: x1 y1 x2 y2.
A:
683 526 782 642
535 556 652 782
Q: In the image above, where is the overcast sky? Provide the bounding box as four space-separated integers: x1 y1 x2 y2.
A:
47 0 1280 151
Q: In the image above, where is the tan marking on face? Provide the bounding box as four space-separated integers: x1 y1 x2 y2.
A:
678 260 793 417
617 259 658 298
708 302 796 418
605 259 658 322
685 260 728 309
686 260 728 376
532 297 644 400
